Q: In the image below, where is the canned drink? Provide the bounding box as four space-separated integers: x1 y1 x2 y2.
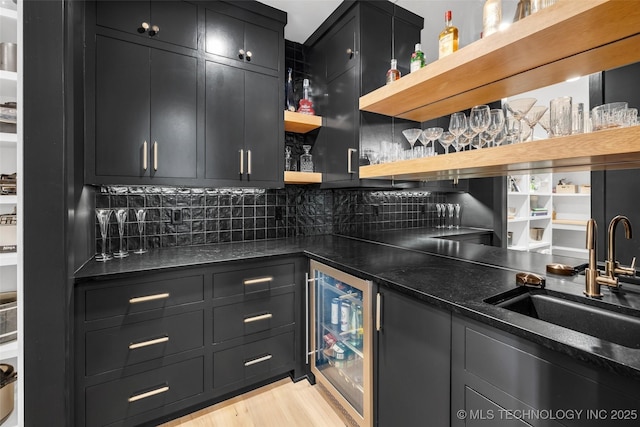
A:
351 304 363 346
340 300 350 332
331 298 340 325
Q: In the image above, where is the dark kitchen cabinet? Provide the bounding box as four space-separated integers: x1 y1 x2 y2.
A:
204 61 281 185
306 1 423 187
376 287 451 427
96 0 197 49
90 35 197 183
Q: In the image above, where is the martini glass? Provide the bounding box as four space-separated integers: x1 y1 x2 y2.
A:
524 106 548 141
537 111 551 138
113 209 129 258
134 209 147 254
418 127 443 157
95 209 112 262
505 97 537 142
402 128 423 159
438 131 456 154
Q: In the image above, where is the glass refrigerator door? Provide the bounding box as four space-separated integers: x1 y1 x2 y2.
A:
311 261 372 426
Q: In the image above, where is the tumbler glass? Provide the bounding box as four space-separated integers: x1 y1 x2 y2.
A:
550 96 572 137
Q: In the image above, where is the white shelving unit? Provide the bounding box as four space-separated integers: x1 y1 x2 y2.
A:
0 1 21 426
551 171 591 258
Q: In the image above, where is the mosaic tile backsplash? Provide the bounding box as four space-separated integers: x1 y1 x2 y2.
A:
94 187 447 254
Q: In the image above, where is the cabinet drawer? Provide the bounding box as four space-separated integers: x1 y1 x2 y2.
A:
213 331 294 390
86 356 203 427
213 293 294 343
213 263 294 299
85 274 204 321
85 310 203 376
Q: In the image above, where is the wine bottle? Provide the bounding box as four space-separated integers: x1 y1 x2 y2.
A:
285 68 296 112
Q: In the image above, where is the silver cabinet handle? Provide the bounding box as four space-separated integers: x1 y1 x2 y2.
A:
376 292 382 331
138 22 149 34
142 140 148 170
153 141 158 171
239 149 244 174
244 354 272 367
148 24 159 37
243 276 273 285
305 272 310 364
347 148 357 174
244 313 272 324
247 150 252 175
129 336 169 350
246 51 252 61
129 293 170 304
128 386 169 403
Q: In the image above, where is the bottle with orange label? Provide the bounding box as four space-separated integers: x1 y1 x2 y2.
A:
438 10 459 59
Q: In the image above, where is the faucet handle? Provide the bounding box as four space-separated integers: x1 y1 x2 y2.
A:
614 257 636 277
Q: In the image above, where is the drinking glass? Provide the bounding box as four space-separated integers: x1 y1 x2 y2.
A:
485 109 505 147
624 108 638 127
469 105 491 146
572 103 584 134
418 127 443 157
505 98 537 142
435 203 442 228
447 203 455 229
454 203 461 229
538 111 551 138
550 96 572 136
113 208 129 258
402 128 423 159
95 209 112 262
471 133 487 150
493 125 507 146
505 116 521 144
438 131 456 154
134 209 147 254
524 106 548 141
449 112 467 149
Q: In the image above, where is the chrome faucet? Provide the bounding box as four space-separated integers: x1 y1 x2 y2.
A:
585 216 636 298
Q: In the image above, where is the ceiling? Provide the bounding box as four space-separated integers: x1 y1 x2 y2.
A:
257 0 518 63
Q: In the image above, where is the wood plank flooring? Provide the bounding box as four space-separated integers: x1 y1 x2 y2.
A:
160 379 348 426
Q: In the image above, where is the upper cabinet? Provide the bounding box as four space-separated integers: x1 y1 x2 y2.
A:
96 0 197 50
85 0 286 187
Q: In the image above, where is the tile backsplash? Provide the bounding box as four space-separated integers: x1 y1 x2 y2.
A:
94 186 447 254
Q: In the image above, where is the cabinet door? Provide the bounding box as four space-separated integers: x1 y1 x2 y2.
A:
377 289 451 427
204 61 244 180
244 22 279 71
96 1 149 37
326 16 357 82
205 9 245 63
150 1 197 49
150 49 197 178
95 36 150 178
245 70 280 183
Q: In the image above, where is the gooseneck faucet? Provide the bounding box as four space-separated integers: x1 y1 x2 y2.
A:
584 216 636 298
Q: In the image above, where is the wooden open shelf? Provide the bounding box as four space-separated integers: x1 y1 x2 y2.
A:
359 0 640 122
359 126 640 181
284 171 322 184
284 110 322 133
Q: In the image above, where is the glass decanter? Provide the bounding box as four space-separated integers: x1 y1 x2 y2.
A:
300 145 314 172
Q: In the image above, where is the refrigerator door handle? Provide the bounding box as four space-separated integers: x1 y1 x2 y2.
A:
376 292 382 331
305 272 311 364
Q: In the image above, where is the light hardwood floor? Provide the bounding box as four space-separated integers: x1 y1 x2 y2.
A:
160 378 348 426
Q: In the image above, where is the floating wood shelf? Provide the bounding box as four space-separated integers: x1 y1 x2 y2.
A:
284 171 322 184
359 0 640 122
359 126 640 181
552 219 588 226
284 111 322 133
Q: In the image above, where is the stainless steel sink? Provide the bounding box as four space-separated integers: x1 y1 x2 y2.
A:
485 288 640 349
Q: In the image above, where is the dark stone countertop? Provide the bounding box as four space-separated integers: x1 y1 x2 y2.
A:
75 228 640 381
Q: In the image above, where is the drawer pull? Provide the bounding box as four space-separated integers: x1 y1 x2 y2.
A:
243 313 272 324
128 385 169 403
244 354 272 367
243 276 273 286
129 336 169 350
129 293 170 304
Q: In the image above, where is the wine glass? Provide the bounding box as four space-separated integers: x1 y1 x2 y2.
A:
418 127 443 157
134 209 147 254
402 128 422 159
469 105 491 147
449 112 467 149
435 203 442 228
95 209 112 262
505 97 537 142
459 122 475 151
493 125 507 146
438 131 456 154
113 208 129 258
523 106 549 141
485 109 505 147
504 116 521 145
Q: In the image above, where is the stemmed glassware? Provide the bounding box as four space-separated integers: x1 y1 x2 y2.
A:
447 203 455 229
537 111 551 138
449 112 467 151
438 131 456 154
95 209 112 262
113 208 129 258
134 209 147 254
485 109 505 147
435 203 443 228
505 98 537 142
418 127 443 157
402 128 423 159
523 106 549 141
454 203 461 229
469 105 491 147
505 116 521 145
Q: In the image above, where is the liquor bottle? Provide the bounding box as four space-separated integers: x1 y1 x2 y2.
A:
300 144 314 172
386 58 401 84
297 78 315 115
438 10 459 59
410 43 425 73
483 0 502 37
285 68 296 112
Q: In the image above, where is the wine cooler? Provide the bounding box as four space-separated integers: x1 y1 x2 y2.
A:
308 260 373 427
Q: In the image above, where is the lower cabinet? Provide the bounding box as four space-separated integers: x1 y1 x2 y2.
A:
451 314 640 427
75 256 306 426
376 287 451 427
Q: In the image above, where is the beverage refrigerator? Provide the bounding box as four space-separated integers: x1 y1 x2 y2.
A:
307 260 374 427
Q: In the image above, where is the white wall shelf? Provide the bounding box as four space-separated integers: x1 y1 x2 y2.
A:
0 195 17 204
0 252 17 266
0 340 17 360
